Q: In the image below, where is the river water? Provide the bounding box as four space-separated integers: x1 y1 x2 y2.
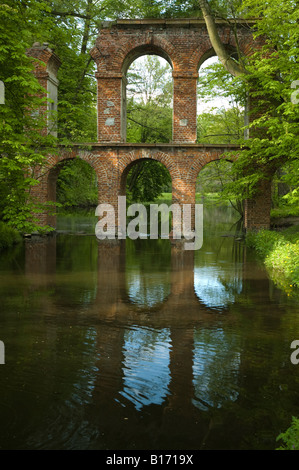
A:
0 204 298 450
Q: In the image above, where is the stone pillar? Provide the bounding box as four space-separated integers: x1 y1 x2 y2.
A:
243 89 273 231
244 179 272 231
26 42 61 136
96 73 124 142
172 173 197 234
172 73 198 143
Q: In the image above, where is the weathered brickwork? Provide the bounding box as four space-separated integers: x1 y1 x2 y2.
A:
26 43 61 136
31 143 246 229
27 19 271 232
90 18 262 144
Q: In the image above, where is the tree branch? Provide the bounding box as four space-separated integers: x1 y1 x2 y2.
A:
198 0 248 77
47 10 92 20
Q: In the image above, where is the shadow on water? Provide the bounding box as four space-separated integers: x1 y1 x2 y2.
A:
0 204 298 450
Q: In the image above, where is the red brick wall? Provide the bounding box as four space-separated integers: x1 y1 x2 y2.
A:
244 179 272 230
90 19 262 144
30 143 239 228
28 20 272 232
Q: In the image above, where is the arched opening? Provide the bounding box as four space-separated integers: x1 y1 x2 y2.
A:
195 51 247 225
196 159 242 216
123 50 173 143
124 159 172 205
197 52 247 144
120 157 172 205
119 155 173 240
47 158 98 229
120 156 173 310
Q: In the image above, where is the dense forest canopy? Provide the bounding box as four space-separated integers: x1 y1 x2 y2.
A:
0 0 298 230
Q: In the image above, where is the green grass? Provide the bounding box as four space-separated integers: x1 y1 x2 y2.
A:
157 192 232 205
246 225 299 297
0 222 22 251
271 205 299 220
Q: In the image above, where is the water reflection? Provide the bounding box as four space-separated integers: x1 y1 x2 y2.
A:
125 239 172 308
193 327 241 411
0 207 298 450
120 327 171 410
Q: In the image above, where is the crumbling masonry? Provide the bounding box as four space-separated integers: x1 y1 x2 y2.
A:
29 18 272 231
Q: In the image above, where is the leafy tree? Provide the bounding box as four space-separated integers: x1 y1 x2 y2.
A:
197 108 245 144
0 1 57 232
56 159 98 207
198 0 299 206
196 56 246 214
127 160 171 203
127 55 173 143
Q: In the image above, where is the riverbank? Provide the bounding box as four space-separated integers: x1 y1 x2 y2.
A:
246 224 299 298
0 222 22 250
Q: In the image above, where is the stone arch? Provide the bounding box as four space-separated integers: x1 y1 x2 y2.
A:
120 43 174 141
121 44 174 143
185 150 230 188
121 44 174 76
90 19 264 144
117 149 179 196
195 44 243 72
196 45 249 143
35 149 103 227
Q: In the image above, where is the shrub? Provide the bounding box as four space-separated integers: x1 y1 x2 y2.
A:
276 417 299 450
0 222 22 250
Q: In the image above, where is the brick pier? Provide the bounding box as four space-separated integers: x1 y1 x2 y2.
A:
29 19 271 232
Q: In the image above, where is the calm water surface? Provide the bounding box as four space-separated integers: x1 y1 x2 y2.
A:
0 205 298 450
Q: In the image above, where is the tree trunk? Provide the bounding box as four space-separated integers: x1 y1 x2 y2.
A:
198 0 248 77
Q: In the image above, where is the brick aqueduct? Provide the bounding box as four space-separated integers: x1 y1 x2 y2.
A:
29 18 272 233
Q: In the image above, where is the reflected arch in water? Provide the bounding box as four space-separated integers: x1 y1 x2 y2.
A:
119 326 172 410
192 326 241 411
124 238 172 309
194 265 243 310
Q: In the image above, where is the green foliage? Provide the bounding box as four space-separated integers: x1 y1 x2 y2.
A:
56 158 98 206
0 221 22 250
127 56 173 143
276 417 299 450
127 100 172 143
223 0 299 199
246 226 299 297
0 1 58 232
196 57 246 212
195 0 299 207
197 108 245 144
126 160 171 203
197 58 247 113
1 0 298 229
196 160 243 215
